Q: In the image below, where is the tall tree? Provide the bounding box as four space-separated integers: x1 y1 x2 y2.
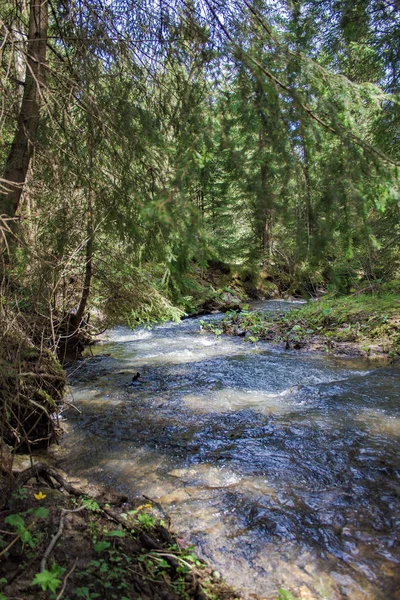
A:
1 0 48 220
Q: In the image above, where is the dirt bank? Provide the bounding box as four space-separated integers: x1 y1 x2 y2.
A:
0 459 240 600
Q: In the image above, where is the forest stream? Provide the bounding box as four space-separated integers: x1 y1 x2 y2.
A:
59 301 400 600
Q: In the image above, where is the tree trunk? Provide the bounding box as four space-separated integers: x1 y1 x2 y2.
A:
255 81 272 260
74 192 94 327
59 171 94 362
259 117 272 257
1 0 48 219
74 133 94 328
299 118 313 249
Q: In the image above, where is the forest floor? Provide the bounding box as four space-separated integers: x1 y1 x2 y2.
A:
203 284 400 359
0 459 240 600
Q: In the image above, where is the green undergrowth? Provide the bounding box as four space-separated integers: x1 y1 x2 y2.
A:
170 260 277 315
203 284 400 357
0 475 240 600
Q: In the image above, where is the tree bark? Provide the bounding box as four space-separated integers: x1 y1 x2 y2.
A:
1 0 48 219
299 118 313 248
258 105 272 257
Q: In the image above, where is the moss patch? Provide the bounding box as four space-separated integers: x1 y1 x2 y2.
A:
174 261 277 316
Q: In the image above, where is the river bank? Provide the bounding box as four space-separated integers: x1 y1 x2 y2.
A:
0 456 240 600
204 287 400 359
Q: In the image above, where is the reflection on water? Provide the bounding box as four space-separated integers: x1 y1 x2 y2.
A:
61 303 400 600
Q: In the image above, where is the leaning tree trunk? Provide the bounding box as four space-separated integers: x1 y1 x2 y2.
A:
58 130 94 363
0 0 48 220
74 187 94 328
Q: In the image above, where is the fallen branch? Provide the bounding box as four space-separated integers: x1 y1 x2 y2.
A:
41 507 85 572
17 372 65 380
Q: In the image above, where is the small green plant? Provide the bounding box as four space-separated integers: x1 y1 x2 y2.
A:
31 563 66 593
93 540 111 552
81 497 100 512
73 586 101 599
137 513 156 528
77 544 133 597
0 578 7 600
199 317 227 337
11 487 28 501
3 506 49 552
105 529 125 538
277 589 297 600
179 549 203 569
4 514 35 548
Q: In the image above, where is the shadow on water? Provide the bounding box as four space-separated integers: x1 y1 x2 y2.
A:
60 310 400 600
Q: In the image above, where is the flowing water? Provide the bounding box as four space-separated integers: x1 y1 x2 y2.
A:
60 301 400 599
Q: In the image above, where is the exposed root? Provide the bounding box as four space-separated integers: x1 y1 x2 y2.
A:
14 463 82 496
41 507 85 572
0 313 66 450
55 558 77 600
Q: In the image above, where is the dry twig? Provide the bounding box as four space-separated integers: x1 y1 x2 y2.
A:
55 558 78 600
41 507 85 572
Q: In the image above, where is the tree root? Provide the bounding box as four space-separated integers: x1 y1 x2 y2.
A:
55 558 77 600
41 507 85 572
14 463 83 497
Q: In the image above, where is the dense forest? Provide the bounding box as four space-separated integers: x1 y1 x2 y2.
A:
2 0 399 314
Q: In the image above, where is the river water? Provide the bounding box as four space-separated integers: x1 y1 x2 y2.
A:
60 301 400 600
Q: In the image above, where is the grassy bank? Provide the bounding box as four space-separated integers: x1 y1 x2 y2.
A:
204 285 400 358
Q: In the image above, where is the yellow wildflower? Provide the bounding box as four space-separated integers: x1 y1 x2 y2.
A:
34 491 46 500
136 503 152 511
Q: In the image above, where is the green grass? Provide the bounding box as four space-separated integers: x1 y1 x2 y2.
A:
287 288 400 337
208 283 400 357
